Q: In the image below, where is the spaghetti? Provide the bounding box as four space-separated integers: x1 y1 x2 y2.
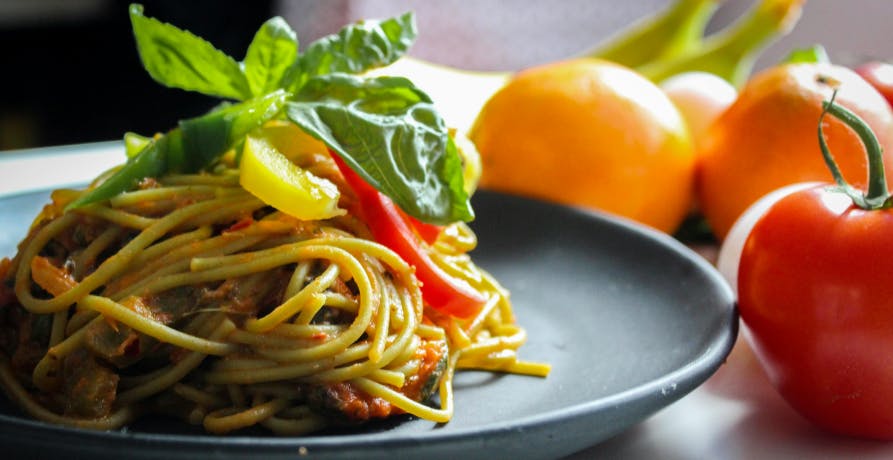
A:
0 150 549 435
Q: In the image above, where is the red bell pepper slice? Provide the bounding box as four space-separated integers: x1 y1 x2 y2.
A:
331 154 486 318
396 207 442 245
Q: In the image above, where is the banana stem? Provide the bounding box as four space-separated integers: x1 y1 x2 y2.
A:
583 0 721 68
637 0 805 86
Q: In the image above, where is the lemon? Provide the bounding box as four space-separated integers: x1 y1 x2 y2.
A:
240 133 343 220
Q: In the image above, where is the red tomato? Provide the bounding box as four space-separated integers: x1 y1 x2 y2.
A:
719 94 893 439
855 61 893 108
735 185 893 439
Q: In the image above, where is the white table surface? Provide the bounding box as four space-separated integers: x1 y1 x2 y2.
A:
566 332 893 459
3 145 893 459
0 141 123 197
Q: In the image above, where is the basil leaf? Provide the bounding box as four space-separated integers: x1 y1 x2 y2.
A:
129 4 251 100
286 74 473 224
243 17 299 96
442 136 473 223
283 12 416 92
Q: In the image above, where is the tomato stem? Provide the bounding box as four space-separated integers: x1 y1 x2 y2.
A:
818 90 891 210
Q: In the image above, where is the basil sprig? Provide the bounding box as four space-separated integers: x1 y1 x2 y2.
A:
71 4 471 223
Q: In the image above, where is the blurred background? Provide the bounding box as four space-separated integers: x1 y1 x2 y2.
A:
0 0 889 151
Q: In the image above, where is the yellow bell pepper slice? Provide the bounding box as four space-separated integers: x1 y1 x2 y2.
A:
255 120 329 162
240 134 343 220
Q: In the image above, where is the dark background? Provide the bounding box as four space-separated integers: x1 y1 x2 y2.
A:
0 0 274 151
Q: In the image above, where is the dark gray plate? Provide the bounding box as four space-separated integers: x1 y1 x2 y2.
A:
0 187 736 460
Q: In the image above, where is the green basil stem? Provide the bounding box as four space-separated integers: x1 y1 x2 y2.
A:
819 90 891 210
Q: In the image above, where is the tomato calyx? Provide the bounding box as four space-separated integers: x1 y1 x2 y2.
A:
819 88 892 210
330 153 487 318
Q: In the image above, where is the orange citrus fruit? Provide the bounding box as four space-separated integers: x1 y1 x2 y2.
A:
469 58 694 233
698 62 893 240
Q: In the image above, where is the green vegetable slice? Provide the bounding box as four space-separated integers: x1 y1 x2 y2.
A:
68 90 287 210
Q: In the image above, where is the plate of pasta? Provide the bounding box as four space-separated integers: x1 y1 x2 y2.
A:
0 157 736 459
0 5 735 459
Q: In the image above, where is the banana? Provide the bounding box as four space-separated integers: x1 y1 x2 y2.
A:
582 0 721 67
637 0 806 87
